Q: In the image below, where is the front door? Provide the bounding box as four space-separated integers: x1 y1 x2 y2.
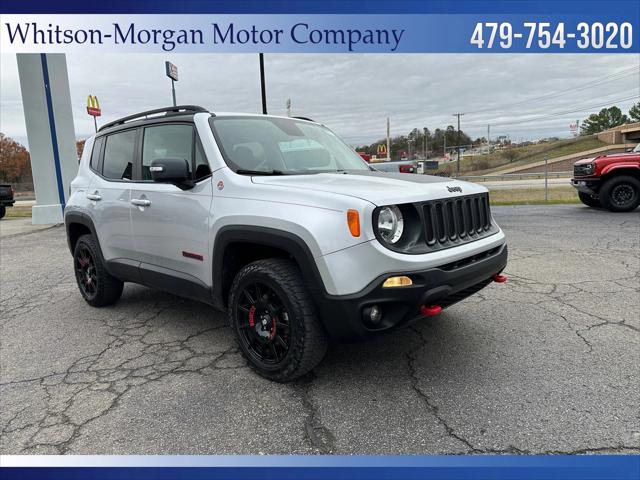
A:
129 123 213 289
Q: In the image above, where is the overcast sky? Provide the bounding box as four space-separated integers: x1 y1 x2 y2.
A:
1 53 638 148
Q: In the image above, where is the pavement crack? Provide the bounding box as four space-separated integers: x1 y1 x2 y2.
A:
295 372 336 454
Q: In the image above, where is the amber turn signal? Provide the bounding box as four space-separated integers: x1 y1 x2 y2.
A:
347 209 360 237
382 276 413 288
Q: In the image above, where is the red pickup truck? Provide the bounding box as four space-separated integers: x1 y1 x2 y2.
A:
571 143 640 212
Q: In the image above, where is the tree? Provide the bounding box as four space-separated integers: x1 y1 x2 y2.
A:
76 139 86 160
580 106 629 135
629 102 640 123
0 133 32 184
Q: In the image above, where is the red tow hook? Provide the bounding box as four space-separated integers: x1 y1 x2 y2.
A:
493 273 508 283
420 305 442 317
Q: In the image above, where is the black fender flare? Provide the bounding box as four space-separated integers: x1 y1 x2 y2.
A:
64 211 102 258
211 225 328 309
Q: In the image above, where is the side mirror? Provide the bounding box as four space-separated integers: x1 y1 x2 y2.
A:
150 158 193 188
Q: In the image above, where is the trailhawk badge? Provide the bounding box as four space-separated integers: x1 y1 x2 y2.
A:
447 186 462 193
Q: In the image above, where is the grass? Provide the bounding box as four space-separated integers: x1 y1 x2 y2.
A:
438 136 606 176
3 205 33 218
488 186 580 205
3 189 579 223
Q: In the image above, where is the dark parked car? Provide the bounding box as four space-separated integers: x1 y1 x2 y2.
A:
0 184 15 219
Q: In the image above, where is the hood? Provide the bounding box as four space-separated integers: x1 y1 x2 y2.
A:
575 151 637 165
251 171 488 206
574 157 596 165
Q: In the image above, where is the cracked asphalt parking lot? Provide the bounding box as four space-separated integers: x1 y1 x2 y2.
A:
1 205 638 455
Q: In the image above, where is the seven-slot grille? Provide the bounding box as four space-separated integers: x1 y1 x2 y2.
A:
421 193 494 250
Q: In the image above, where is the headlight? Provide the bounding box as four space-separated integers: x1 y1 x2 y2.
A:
377 205 404 244
584 163 595 174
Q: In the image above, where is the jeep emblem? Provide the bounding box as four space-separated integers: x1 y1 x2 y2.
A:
217 181 224 191
447 186 462 193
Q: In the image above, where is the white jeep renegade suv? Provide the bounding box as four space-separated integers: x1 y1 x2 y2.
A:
65 105 508 381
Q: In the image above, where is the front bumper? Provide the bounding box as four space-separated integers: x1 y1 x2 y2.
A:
314 243 508 341
571 178 600 195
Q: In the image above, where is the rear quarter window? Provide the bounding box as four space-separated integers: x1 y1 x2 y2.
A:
90 137 103 171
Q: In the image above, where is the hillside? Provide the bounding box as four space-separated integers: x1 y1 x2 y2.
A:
437 136 606 176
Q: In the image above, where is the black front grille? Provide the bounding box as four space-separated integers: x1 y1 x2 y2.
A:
420 193 495 252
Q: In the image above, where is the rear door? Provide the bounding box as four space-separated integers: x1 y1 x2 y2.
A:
87 129 136 262
129 122 213 289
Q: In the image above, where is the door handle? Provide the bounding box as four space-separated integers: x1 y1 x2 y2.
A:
131 198 151 207
86 193 101 201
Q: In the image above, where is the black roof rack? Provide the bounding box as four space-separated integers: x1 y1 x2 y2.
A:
293 116 315 122
99 105 210 132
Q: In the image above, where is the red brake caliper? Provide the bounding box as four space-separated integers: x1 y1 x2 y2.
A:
248 305 256 328
268 317 277 341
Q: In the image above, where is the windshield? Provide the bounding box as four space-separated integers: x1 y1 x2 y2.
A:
210 116 370 174
634 143 640 153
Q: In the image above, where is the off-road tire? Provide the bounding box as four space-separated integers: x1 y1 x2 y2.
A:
0 206 5 219
73 234 123 307
228 258 328 382
599 175 640 212
577 191 600 208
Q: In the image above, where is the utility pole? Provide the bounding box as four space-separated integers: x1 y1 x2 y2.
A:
386 116 391 161
487 124 490 146
286 98 291 117
259 53 267 114
453 113 464 176
423 127 428 159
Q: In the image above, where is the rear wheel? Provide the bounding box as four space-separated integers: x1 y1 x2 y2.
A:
577 191 600 208
600 175 640 212
228 258 328 382
73 234 123 306
0 206 5 219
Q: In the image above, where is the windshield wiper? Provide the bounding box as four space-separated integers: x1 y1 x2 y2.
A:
235 169 285 176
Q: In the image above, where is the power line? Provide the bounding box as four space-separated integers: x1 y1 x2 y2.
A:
464 66 639 116
467 94 639 128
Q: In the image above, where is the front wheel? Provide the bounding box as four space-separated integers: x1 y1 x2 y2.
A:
228 258 328 382
0 206 5 219
577 191 600 208
599 175 640 212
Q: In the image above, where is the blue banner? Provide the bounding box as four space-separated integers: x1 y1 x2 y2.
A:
2 455 639 479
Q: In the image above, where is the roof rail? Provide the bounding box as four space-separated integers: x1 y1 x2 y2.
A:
293 116 315 122
99 105 209 132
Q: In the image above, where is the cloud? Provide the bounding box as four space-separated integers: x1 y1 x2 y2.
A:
1 53 638 148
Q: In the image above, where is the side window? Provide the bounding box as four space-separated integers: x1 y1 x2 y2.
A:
102 130 136 181
194 140 211 180
90 137 103 171
142 124 193 181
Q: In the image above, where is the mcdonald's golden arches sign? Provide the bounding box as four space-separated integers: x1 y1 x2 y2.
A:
86 95 101 117
377 144 387 156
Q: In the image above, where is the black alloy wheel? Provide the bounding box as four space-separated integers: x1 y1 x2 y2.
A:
600 175 640 212
75 244 98 300
610 184 635 208
236 281 291 365
229 258 328 382
72 234 123 307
